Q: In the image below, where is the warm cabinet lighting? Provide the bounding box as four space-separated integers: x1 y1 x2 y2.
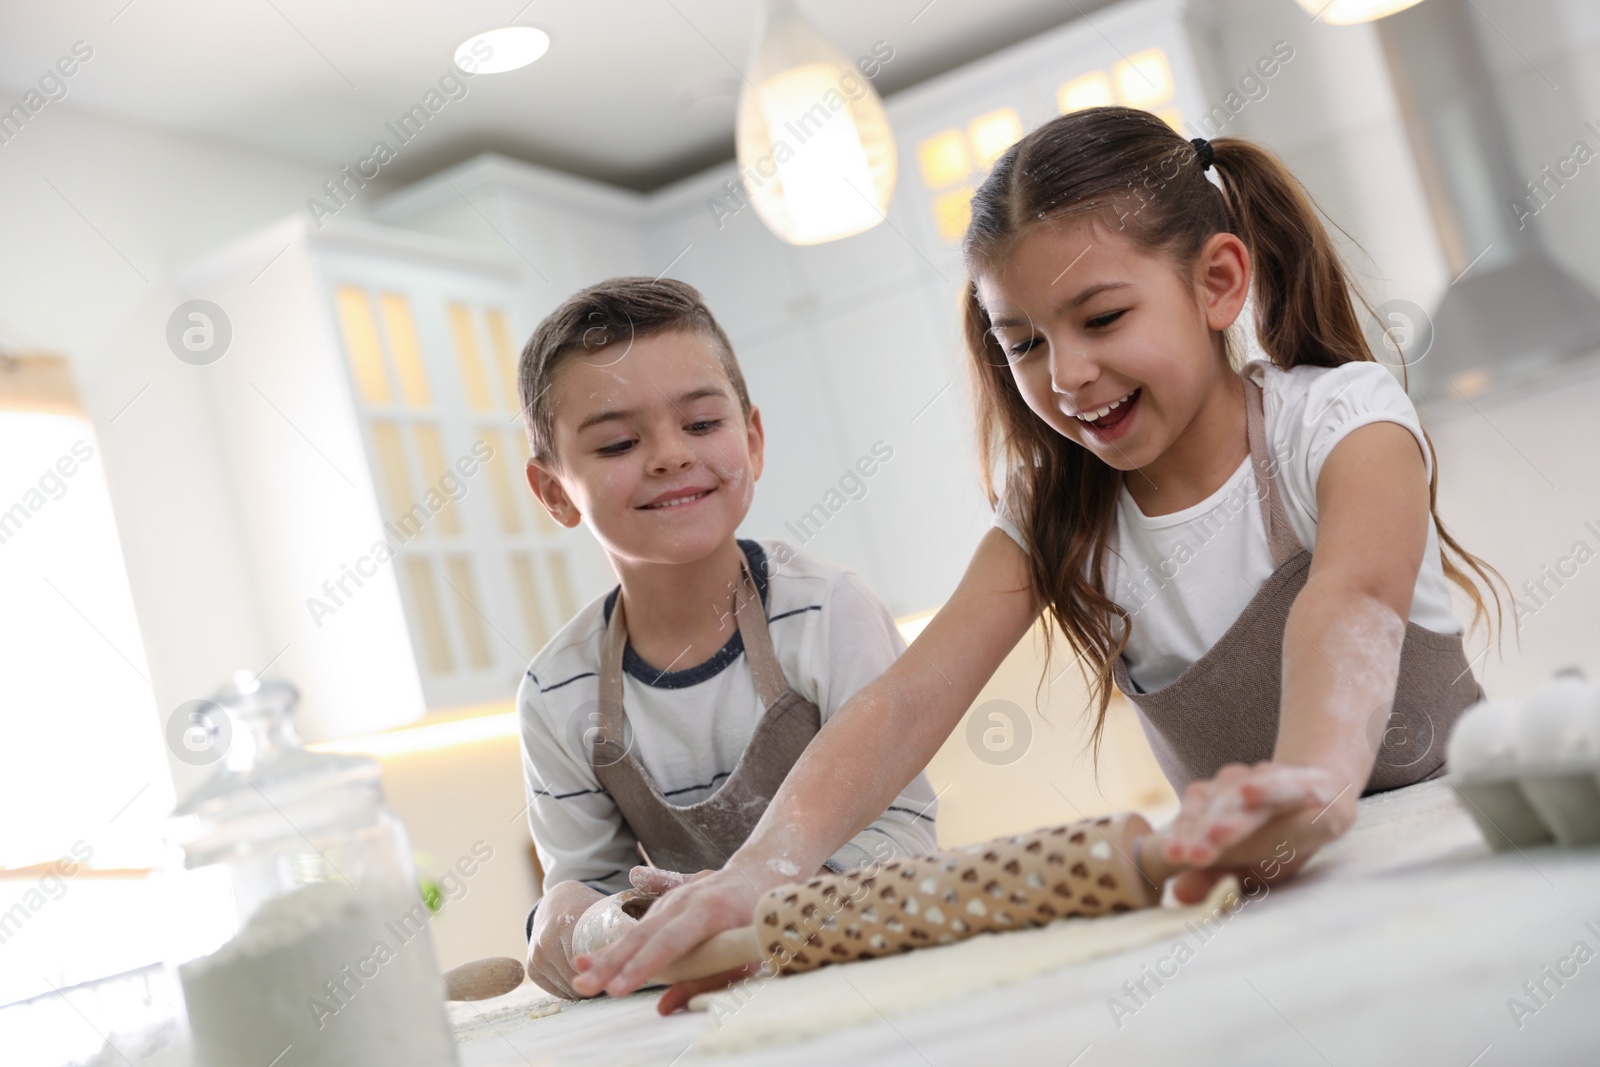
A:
918 129 971 190
1113 48 1175 109
933 186 976 245
1056 48 1183 137
967 108 1025 170
1057 71 1115 113
736 0 898 245
915 110 1020 246
309 706 519 758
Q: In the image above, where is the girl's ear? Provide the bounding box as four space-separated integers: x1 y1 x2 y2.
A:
1198 231 1252 332
526 459 583 528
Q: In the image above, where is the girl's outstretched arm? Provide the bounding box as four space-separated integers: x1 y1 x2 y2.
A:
571 529 1040 998
1165 420 1432 897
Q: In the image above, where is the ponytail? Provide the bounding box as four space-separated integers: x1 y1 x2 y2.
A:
1208 138 1364 370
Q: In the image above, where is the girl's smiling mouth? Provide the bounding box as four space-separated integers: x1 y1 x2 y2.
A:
1069 387 1140 439
638 486 716 510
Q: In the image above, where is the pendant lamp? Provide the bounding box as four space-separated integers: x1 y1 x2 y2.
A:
735 0 898 245
1293 0 1426 25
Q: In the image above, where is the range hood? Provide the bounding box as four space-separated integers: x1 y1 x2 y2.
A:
1375 0 1600 400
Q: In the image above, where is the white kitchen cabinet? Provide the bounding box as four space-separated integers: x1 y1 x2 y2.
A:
171 217 610 727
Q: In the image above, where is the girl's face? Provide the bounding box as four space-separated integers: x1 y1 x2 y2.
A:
974 218 1249 472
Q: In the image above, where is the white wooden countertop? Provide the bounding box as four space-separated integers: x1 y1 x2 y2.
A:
452 780 1600 1066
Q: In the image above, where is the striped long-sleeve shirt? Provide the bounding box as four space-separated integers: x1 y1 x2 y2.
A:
519 539 938 931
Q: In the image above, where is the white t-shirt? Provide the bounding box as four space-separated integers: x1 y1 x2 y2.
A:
994 359 1462 694
518 538 938 905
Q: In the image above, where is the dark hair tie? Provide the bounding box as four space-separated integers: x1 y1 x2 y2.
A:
1190 137 1215 172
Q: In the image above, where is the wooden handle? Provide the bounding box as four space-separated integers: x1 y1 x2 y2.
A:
655 926 762 984
1133 831 1184 888
444 956 525 1001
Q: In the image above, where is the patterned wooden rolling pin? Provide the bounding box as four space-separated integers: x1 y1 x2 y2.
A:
572 811 1186 985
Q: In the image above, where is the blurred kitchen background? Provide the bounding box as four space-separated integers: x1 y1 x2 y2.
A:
3 0 1599 1021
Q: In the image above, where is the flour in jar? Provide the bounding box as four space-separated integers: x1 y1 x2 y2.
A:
179 879 456 1067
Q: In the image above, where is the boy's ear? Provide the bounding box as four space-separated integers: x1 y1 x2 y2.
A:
1198 231 1251 332
526 459 583 528
745 406 765 482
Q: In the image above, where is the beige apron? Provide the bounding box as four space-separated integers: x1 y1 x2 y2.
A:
1112 372 1484 796
590 562 822 874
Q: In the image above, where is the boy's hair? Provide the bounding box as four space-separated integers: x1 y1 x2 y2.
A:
517 277 751 462
960 106 1507 756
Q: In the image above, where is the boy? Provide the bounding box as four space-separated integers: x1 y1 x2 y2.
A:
516 277 938 999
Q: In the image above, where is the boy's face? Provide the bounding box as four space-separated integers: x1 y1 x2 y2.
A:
526 329 764 567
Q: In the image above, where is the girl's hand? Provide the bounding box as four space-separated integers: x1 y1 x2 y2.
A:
571 863 777 999
627 864 710 897
1167 761 1349 863
1162 761 1355 902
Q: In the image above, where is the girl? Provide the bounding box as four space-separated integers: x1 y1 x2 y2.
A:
572 106 1504 1002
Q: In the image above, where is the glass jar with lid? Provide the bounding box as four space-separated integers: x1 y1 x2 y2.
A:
166 671 457 1067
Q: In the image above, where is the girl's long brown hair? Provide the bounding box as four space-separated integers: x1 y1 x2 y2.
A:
962 106 1505 755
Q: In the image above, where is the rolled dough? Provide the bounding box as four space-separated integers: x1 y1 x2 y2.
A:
689 876 1241 1052
571 890 644 960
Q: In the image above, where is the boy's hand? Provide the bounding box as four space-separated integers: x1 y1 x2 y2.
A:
526 880 606 1000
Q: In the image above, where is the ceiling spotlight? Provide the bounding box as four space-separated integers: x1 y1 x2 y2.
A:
454 27 550 74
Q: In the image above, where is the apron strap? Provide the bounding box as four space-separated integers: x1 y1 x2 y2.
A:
597 591 630 755
1243 372 1303 569
596 559 789 753
731 563 789 710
